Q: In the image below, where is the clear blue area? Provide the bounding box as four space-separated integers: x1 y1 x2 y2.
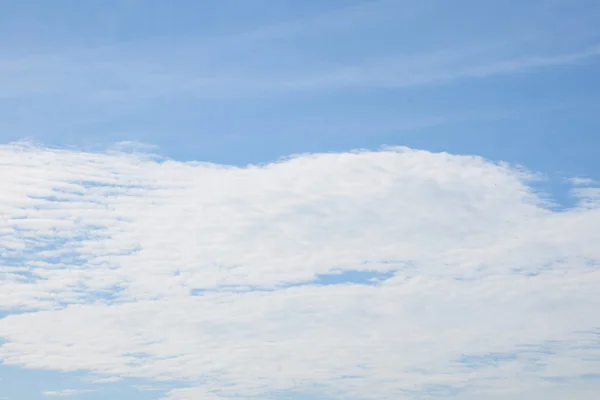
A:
312 270 394 286
1 0 600 398
0 364 175 400
189 270 394 297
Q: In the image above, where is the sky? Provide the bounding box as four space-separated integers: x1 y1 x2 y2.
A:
0 0 600 399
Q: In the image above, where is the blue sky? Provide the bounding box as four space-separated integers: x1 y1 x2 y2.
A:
1 1 600 399
1 0 599 172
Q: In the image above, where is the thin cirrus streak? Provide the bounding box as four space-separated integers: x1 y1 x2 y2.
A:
0 141 599 399
41 389 95 397
282 45 600 92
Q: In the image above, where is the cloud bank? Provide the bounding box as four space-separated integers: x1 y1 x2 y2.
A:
0 142 599 399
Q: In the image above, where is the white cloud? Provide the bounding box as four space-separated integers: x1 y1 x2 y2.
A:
0 142 599 400
569 176 596 186
83 376 122 384
41 389 94 397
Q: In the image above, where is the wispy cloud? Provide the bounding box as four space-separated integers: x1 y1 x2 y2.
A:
569 176 597 186
3 43 599 102
1 0 599 102
82 376 122 384
0 142 599 399
41 389 94 397
286 45 600 91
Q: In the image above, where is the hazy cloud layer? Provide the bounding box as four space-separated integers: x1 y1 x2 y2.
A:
0 142 599 399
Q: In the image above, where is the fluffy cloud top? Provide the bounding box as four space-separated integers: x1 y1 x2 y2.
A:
0 142 599 399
